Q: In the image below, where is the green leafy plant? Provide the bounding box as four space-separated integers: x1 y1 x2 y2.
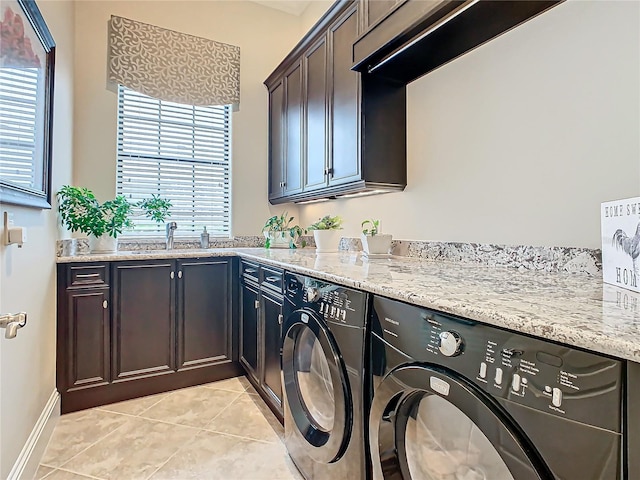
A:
308 215 343 230
361 219 380 236
57 185 172 238
262 211 306 249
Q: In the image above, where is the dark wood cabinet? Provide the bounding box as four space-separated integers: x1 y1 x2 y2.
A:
240 278 260 380
239 261 285 422
65 287 110 389
268 81 285 201
284 61 304 196
177 259 233 370
264 0 406 204
112 261 175 381
328 4 361 187
261 288 283 412
57 257 240 414
362 0 400 31
303 35 328 192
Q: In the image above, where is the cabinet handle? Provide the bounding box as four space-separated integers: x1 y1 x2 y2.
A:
76 273 100 279
282 182 286 188
278 314 283 325
245 268 257 274
178 271 183 279
170 271 175 279
254 300 260 310
103 300 108 309
265 276 280 282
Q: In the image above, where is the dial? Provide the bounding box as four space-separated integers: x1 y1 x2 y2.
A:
306 287 321 302
438 331 463 357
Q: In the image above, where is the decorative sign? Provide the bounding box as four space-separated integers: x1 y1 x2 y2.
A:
601 197 640 293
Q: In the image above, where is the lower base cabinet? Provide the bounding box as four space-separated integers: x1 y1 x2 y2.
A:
239 261 284 422
57 257 241 414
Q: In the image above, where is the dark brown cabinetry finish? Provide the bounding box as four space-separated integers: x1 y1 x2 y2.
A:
265 0 406 204
239 261 285 422
284 61 304 196
112 261 175 381
57 257 240 414
268 81 285 201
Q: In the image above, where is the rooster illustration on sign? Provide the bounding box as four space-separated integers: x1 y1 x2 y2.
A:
612 222 640 275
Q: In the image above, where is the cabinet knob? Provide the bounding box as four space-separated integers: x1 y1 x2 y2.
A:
103 300 108 309
278 314 283 325
178 271 183 279
170 271 175 279
254 300 260 310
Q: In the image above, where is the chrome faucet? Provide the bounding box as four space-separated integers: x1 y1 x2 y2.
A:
166 222 177 250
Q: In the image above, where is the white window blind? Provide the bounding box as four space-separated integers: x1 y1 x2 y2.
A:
0 67 41 189
116 86 231 237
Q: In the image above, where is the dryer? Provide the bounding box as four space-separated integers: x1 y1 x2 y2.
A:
369 296 625 480
281 272 369 480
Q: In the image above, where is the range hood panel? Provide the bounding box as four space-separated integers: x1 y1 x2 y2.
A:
353 0 563 85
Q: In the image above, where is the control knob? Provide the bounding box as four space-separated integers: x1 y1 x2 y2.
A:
306 287 321 302
438 331 463 357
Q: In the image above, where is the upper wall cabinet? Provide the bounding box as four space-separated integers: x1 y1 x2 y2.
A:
353 0 563 85
265 0 407 205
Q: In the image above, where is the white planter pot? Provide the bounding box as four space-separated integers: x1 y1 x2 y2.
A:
313 230 341 253
264 231 291 249
361 233 392 255
89 234 117 254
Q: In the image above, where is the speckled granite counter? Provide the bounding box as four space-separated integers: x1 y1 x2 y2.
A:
57 248 640 362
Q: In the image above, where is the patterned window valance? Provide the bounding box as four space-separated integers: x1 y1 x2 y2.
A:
108 16 240 107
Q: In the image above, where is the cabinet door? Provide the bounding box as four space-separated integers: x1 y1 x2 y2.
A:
364 0 401 32
284 61 304 196
329 4 361 186
112 261 175 381
261 290 283 413
303 36 329 192
269 81 285 200
64 288 110 390
176 259 231 370
240 280 260 381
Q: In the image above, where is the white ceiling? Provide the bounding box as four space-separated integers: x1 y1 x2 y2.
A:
251 0 312 16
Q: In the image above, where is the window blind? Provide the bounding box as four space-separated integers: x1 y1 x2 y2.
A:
0 67 40 189
116 86 231 237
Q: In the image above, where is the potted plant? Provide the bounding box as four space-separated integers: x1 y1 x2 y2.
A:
57 186 172 253
361 219 392 256
262 212 306 249
308 215 343 253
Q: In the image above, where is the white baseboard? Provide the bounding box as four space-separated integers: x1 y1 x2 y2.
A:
7 389 60 480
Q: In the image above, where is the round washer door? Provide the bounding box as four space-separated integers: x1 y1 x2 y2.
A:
282 308 352 463
371 364 554 480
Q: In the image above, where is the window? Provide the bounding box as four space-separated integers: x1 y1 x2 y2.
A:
116 86 231 237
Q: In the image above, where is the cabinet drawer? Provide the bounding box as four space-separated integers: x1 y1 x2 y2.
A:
261 267 283 293
68 264 109 287
241 261 260 283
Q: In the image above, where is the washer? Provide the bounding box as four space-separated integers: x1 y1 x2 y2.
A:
282 272 369 480
369 296 625 480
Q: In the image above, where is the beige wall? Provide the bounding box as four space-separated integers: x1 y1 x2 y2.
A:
73 1 304 236
0 0 74 476
300 0 333 33
299 0 640 248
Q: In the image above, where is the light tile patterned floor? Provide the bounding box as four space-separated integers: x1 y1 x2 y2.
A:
36 377 303 480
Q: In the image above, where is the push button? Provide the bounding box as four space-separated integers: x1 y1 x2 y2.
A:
552 388 563 407
495 367 503 385
479 362 487 379
512 373 521 391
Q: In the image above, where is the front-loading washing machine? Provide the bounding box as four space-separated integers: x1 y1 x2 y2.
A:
369 296 626 480
281 272 369 480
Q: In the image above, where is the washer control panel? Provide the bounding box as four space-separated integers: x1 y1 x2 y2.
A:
371 296 623 433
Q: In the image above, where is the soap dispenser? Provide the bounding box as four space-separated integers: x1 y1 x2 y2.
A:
200 226 209 248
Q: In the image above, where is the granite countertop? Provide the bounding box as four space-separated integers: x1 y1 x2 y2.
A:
57 248 640 362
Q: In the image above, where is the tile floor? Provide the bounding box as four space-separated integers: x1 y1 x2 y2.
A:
35 377 304 480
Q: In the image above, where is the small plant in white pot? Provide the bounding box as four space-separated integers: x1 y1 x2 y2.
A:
57 186 172 253
308 215 343 253
262 212 306 249
361 219 392 256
